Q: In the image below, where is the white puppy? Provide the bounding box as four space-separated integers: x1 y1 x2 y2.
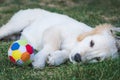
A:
0 9 119 69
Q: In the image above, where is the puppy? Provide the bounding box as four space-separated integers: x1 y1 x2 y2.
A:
0 9 119 69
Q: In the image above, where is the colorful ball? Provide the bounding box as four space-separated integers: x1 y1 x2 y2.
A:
8 40 34 65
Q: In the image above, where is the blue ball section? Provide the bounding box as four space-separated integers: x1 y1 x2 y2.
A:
11 42 20 50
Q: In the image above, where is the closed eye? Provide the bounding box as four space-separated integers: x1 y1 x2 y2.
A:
95 57 101 61
90 57 101 62
93 57 101 61
90 40 95 48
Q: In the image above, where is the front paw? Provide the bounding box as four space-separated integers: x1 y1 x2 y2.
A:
47 51 65 66
32 60 45 69
32 55 46 69
47 54 55 66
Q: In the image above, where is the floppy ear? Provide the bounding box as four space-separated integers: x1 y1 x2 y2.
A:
77 31 95 41
112 27 120 52
111 27 120 32
109 25 120 38
77 23 113 41
116 39 120 52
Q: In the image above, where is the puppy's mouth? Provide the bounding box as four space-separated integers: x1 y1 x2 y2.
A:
69 52 102 63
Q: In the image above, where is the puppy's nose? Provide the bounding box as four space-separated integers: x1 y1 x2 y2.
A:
74 53 81 62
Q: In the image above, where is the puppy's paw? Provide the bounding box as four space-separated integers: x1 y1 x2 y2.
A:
47 51 64 66
32 60 45 69
47 54 55 66
32 55 46 69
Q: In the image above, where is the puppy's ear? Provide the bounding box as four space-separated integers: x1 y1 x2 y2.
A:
104 25 120 53
77 26 99 41
77 29 97 41
77 32 92 41
110 27 120 38
116 39 120 52
112 27 120 52
110 26 120 35
77 23 117 42
77 33 87 41
111 27 120 32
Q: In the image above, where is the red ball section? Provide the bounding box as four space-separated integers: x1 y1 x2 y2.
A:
26 44 33 54
9 56 16 63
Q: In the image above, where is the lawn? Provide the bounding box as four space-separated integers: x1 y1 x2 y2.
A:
0 0 120 80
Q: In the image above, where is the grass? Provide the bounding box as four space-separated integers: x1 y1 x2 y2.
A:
0 0 120 80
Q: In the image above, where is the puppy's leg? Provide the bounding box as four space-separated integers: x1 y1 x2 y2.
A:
32 45 56 69
47 50 70 66
0 10 38 39
32 28 61 69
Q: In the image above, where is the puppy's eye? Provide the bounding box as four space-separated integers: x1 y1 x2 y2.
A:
95 57 101 61
92 57 101 61
90 40 94 47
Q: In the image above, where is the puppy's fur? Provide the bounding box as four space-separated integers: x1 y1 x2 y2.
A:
0 9 119 69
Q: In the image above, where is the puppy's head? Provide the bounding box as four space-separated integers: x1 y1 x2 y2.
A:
70 24 118 63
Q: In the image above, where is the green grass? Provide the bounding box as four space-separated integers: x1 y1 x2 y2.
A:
0 0 120 80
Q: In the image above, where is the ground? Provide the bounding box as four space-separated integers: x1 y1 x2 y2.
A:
0 0 120 80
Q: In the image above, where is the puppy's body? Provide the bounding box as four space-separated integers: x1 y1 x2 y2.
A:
0 9 118 69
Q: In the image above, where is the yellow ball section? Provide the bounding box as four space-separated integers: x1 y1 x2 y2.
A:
12 50 22 61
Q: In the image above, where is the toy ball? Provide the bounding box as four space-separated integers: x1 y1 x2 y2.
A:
8 40 34 65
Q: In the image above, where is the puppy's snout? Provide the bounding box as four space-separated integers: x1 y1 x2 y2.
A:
74 53 81 62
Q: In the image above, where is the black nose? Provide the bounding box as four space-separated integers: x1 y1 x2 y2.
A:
74 53 81 62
